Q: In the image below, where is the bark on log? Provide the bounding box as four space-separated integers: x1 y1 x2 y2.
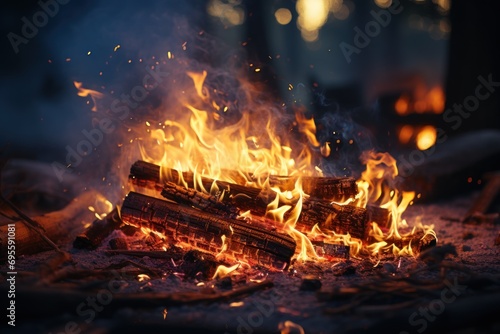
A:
367 205 391 228
129 160 262 199
161 181 368 239
73 208 122 250
130 160 357 201
120 192 296 269
268 175 358 202
0 191 98 259
298 200 368 239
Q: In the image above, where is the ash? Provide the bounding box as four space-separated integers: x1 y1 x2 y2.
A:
3 193 500 334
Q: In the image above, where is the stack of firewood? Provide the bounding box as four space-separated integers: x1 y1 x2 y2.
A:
117 160 392 269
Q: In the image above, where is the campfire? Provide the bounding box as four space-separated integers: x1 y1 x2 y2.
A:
2 4 500 332
69 65 437 271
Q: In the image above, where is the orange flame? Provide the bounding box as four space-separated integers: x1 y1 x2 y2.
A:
73 81 103 112
75 66 436 264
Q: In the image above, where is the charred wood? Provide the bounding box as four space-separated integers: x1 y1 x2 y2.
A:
160 181 368 240
120 192 296 269
130 160 357 201
268 175 358 202
73 208 122 250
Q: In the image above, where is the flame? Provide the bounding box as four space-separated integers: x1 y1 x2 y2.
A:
87 193 113 220
135 70 435 260
74 62 436 264
212 263 240 279
395 94 410 115
279 320 305 334
73 81 103 112
355 151 436 257
137 274 151 282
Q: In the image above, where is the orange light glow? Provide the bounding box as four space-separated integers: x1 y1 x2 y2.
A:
395 94 410 115
398 125 414 144
416 126 437 150
395 86 444 115
279 320 305 334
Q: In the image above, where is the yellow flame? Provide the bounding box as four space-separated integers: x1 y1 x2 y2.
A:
212 263 240 279
137 274 151 282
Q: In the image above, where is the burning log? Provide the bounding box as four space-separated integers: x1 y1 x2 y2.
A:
299 200 368 239
129 160 262 199
120 192 296 269
161 181 239 219
160 181 369 239
311 241 350 259
130 160 357 201
366 205 391 228
268 175 358 202
73 208 122 250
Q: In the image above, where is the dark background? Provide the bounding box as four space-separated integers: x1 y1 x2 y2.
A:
0 0 498 171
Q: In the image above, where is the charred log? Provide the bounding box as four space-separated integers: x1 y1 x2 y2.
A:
269 175 358 201
298 200 368 239
73 208 122 250
130 160 357 202
160 181 368 239
120 192 296 269
367 205 392 228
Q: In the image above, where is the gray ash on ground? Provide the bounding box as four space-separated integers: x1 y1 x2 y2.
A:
3 192 500 334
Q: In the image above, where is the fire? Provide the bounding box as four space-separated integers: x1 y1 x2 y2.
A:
73 81 104 112
212 263 240 279
355 151 436 257
76 61 436 267
279 320 305 334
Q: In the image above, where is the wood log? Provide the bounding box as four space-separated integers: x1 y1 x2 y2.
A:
268 175 358 202
129 160 262 200
0 191 98 259
311 240 350 259
367 205 391 228
160 181 368 239
120 192 296 269
161 182 240 219
73 208 122 250
130 160 357 201
298 200 368 239
134 161 368 239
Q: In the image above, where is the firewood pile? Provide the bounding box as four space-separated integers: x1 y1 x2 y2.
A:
1 160 500 333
